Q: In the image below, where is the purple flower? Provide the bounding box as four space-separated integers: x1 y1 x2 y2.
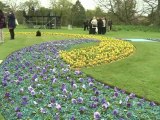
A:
127 102 132 108
102 103 108 109
50 97 56 103
72 84 77 89
90 102 98 108
137 102 142 107
150 101 156 106
113 109 118 116
18 76 23 82
95 90 100 96
56 103 61 111
61 83 66 90
19 88 24 93
15 107 20 112
40 108 47 114
51 78 57 83
55 113 60 120
71 98 77 104
129 93 135 99
22 96 28 101
30 90 36 96
125 96 129 102
5 92 10 98
94 112 101 120
75 70 81 75
48 103 54 108
89 82 94 87
101 98 106 104
79 78 84 82
71 115 76 120
104 85 110 89
127 112 132 118
32 74 37 81
21 101 28 106
79 106 86 114
2 80 7 86
28 86 34 91
114 87 119 92
114 92 119 97
17 112 23 119
77 97 83 104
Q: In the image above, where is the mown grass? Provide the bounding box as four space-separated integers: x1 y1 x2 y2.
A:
0 25 160 104
73 42 160 103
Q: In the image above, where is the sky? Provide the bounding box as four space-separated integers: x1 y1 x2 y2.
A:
41 0 97 10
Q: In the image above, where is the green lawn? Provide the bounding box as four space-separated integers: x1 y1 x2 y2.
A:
0 26 160 104
81 42 160 104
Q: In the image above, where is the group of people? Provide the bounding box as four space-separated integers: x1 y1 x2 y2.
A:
0 9 16 42
83 17 112 35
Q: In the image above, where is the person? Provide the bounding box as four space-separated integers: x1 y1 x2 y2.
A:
7 11 16 40
0 10 5 42
91 16 97 34
108 19 112 31
83 20 89 31
97 17 103 34
102 17 107 34
89 18 92 34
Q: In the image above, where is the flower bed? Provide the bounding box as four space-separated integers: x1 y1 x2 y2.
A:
60 39 135 68
0 39 160 119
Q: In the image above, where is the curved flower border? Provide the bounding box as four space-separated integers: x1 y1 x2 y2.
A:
0 37 160 119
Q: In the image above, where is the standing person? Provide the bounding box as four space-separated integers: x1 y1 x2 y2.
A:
89 18 92 34
102 17 107 34
83 20 89 31
8 11 16 40
0 9 5 42
97 17 103 34
91 17 97 34
108 19 112 31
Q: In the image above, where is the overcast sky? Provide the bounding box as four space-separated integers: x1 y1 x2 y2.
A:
2 0 143 10
40 0 97 10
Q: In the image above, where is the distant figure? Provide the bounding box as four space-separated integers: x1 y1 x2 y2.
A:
91 17 97 34
83 20 89 31
36 30 41 36
8 11 16 40
89 18 92 34
108 19 112 31
0 9 5 42
102 17 107 34
97 18 103 34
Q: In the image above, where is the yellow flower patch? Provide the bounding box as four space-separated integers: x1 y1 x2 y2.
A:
60 38 135 68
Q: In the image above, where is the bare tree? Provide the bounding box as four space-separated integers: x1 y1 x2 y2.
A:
2 0 21 12
143 0 160 25
95 0 138 24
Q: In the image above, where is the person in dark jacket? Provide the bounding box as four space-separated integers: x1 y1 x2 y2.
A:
0 9 5 42
97 18 103 34
8 11 16 40
108 19 112 31
83 20 89 31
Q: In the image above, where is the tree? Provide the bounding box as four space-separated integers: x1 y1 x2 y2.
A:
71 0 86 27
143 0 160 25
0 1 10 13
50 0 73 26
20 0 41 15
96 0 137 24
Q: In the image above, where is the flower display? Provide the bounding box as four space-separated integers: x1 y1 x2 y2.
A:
60 39 135 68
0 38 159 119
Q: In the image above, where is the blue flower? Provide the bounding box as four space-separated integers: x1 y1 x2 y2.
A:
94 112 101 120
16 112 22 119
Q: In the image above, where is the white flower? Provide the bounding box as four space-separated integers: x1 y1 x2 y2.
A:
33 101 38 105
82 84 86 89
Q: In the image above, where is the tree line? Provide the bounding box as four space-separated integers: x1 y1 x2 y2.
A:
0 0 160 27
